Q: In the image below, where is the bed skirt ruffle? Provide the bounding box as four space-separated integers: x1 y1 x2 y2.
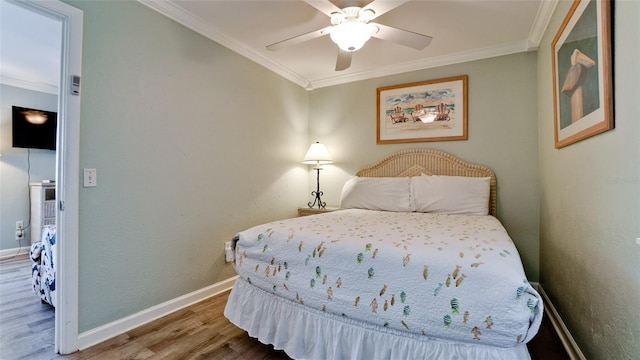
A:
224 277 532 360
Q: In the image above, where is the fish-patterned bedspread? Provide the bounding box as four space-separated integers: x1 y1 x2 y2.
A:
233 209 543 347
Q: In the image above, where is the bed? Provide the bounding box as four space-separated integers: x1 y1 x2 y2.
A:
224 148 543 359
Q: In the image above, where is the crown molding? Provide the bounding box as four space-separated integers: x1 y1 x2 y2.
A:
310 40 531 89
527 0 559 50
137 0 309 89
138 0 557 91
1 75 58 94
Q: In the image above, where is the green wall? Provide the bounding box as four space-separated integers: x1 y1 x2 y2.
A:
66 0 309 332
538 1 640 359
308 52 541 280
0 85 57 251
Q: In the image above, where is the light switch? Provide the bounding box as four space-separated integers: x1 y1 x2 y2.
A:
83 168 97 187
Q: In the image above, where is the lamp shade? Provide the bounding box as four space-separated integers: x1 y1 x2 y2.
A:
303 142 333 165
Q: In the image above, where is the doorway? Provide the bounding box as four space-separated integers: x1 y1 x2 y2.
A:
0 0 83 354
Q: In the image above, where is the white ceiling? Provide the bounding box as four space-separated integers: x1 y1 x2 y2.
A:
140 0 558 89
1 0 558 92
0 0 61 94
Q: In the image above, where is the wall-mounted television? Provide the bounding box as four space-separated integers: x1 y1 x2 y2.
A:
12 106 57 150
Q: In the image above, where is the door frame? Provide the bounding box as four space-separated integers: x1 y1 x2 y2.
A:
11 0 83 354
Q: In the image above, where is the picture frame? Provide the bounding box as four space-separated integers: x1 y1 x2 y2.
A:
377 75 468 144
551 0 613 148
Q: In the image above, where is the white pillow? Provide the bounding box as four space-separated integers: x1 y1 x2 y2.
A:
340 176 412 212
411 175 490 215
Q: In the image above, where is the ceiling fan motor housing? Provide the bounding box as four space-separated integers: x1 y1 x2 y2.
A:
330 6 375 25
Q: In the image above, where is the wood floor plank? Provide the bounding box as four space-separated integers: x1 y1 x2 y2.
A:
1 256 569 359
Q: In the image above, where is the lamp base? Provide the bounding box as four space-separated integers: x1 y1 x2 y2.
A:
308 191 326 209
307 167 326 209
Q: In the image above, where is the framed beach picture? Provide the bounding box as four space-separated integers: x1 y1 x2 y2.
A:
377 75 467 144
551 0 613 148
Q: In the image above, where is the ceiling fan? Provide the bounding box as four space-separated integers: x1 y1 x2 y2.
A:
266 0 433 71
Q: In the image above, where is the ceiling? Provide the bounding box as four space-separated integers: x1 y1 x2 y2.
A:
1 0 558 92
0 0 61 94
140 0 557 89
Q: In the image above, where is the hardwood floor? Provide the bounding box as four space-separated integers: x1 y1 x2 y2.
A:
0 255 57 360
1 256 569 359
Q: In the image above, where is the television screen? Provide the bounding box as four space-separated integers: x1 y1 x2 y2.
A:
12 106 57 150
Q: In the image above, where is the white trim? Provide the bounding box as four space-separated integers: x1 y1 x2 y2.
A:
137 0 309 88
136 0 558 90
527 0 559 51
311 40 530 89
77 276 238 351
0 75 58 94
0 246 31 260
54 1 83 353
532 282 586 360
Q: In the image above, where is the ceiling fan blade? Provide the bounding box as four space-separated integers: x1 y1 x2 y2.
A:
266 26 333 51
303 0 342 17
371 22 432 50
362 0 410 20
335 49 352 71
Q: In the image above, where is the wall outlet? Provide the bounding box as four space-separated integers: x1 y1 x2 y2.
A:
224 241 235 263
15 221 24 241
83 168 97 187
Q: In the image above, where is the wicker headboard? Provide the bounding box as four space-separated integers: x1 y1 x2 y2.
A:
355 149 497 216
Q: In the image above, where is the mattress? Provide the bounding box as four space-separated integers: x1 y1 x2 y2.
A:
228 209 542 355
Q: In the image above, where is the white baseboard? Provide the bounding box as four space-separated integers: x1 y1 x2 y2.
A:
0 245 31 260
71 278 584 358
532 282 586 360
77 275 239 350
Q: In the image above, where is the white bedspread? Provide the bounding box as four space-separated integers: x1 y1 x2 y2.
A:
230 209 542 349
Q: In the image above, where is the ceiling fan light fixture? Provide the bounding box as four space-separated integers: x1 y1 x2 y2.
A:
359 8 375 21
329 21 375 52
23 110 48 124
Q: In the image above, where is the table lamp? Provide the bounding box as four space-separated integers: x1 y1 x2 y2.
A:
303 142 333 209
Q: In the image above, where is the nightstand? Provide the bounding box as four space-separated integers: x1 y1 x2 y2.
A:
297 206 340 217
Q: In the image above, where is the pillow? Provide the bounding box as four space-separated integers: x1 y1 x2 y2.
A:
340 176 412 212
411 175 490 215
